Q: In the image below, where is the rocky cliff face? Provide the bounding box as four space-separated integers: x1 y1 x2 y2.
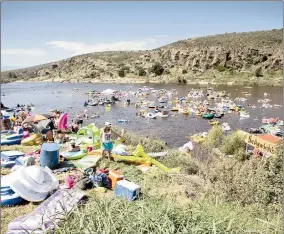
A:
2 29 282 86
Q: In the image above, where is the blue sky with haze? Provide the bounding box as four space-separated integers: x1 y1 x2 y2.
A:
1 1 282 70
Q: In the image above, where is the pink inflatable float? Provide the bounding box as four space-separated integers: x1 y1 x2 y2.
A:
58 113 68 130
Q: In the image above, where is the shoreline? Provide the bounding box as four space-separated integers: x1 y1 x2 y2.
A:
3 78 283 87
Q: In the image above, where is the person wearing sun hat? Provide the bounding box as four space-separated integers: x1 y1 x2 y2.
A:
100 122 121 161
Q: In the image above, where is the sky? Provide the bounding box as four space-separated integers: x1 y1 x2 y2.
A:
1 1 282 70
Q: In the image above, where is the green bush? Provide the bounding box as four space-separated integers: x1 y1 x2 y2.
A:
220 131 246 157
118 69 125 77
113 127 166 152
255 67 263 77
215 65 226 72
8 72 17 79
150 63 164 76
159 150 199 175
204 143 283 207
136 66 146 76
205 126 224 148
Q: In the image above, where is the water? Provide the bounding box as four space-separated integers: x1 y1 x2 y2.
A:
1 82 283 147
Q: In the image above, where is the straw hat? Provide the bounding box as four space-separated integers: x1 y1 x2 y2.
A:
9 166 59 202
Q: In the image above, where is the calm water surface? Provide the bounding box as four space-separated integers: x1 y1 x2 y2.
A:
1 82 283 147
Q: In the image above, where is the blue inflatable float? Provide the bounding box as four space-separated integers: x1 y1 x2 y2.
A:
1 134 24 145
1 176 23 206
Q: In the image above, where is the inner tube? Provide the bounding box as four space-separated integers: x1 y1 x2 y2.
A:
58 113 68 130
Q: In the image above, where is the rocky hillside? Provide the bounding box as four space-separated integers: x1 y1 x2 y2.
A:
2 29 283 86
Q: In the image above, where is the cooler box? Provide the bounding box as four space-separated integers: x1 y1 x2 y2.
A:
114 180 141 201
40 143 60 170
108 170 124 189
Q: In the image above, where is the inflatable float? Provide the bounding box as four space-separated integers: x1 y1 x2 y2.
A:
1 151 24 161
112 154 152 166
21 134 43 146
202 113 214 119
72 155 102 170
7 189 85 233
118 119 130 123
132 145 180 173
61 149 87 160
76 124 101 149
1 176 23 207
1 134 24 145
58 113 68 130
208 120 220 126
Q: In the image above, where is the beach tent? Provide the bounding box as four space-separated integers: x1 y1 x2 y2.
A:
101 89 117 96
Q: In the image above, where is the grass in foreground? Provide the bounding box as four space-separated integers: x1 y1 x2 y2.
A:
1 128 283 233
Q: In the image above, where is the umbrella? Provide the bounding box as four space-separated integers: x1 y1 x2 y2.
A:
37 119 52 129
40 114 53 119
101 89 117 95
22 114 47 125
35 119 52 134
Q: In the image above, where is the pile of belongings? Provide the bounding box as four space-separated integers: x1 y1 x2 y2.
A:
1 166 59 206
64 169 110 190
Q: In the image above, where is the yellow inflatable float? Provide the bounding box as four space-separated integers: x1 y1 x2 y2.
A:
21 134 43 146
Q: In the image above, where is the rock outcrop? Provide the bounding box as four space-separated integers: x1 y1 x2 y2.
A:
2 29 282 86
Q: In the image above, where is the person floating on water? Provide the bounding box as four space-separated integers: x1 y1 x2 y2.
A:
100 122 122 161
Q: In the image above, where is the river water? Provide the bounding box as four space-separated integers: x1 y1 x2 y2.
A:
1 82 283 147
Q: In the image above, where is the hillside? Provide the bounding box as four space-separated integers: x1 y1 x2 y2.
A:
1 29 283 86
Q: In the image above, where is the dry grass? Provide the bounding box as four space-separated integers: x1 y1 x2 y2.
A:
1 131 283 233
1 202 38 233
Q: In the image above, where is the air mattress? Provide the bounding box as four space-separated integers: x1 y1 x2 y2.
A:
1 176 23 206
1 138 23 146
1 151 25 161
7 189 85 233
61 150 87 160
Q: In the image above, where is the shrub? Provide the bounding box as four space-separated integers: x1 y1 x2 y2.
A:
205 126 224 148
112 127 166 152
220 131 246 157
117 69 125 77
136 66 146 76
8 72 17 79
182 69 187 74
204 143 283 207
255 67 263 77
215 65 226 72
159 150 199 175
150 63 164 76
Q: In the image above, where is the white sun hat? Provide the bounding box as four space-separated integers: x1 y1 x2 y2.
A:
9 166 59 202
105 122 112 127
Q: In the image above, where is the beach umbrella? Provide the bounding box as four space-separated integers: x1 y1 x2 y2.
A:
22 114 47 124
37 119 52 129
35 119 52 134
40 114 53 119
101 89 116 95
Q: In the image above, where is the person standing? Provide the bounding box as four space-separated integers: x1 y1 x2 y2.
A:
100 122 121 161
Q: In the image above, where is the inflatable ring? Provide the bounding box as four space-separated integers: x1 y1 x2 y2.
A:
21 134 43 146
